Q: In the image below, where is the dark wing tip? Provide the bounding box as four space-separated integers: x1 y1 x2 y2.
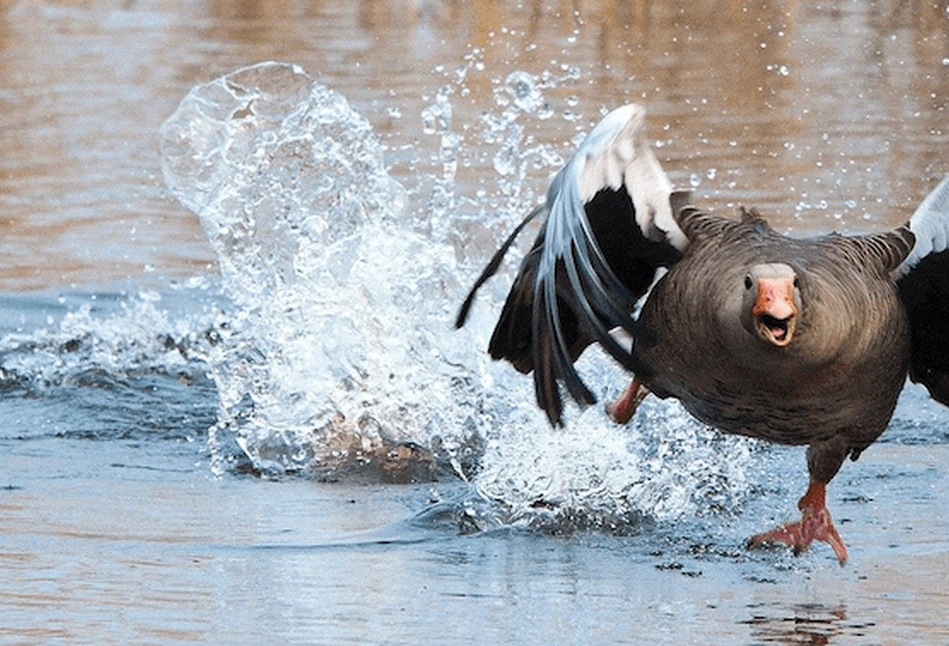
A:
469 104 684 426
531 275 598 426
454 289 477 329
454 205 546 329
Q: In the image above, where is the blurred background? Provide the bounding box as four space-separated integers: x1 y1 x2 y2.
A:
0 0 947 291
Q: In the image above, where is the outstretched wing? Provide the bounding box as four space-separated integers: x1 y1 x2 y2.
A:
457 104 689 426
897 174 949 406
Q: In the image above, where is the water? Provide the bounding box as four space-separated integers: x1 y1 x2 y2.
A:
2 1 949 643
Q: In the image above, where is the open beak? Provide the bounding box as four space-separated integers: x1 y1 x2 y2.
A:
752 277 797 347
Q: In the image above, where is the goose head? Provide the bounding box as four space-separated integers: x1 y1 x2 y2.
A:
741 263 800 347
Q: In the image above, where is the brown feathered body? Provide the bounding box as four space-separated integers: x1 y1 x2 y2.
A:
636 208 914 481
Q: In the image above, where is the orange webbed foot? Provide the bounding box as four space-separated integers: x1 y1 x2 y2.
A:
747 480 848 565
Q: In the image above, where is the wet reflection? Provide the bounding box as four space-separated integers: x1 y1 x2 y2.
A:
741 602 865 645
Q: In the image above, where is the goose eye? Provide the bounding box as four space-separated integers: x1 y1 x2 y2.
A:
793 277 800 289
744 275 753 290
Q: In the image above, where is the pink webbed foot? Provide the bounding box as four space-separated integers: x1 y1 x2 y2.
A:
747 480 849 565
606 377 650 424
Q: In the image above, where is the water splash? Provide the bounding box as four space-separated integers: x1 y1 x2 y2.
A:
0 289 216 391
419 83 461 238
160 62 487 478
159 61 760 532
418 61 571 237
480 69 568 213
466 354 758 534
0 288 220 443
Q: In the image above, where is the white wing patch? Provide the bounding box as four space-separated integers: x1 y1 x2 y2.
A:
897 174 949 276
573 104 687 252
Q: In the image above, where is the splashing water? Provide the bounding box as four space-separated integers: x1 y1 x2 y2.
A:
160 61 490 477
159 61 760 532
0 288 218 392
0 287 221 443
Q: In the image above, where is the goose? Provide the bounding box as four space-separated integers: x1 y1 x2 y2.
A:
456 104 949 564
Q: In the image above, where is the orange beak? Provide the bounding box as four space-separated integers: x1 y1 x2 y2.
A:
753 277 797 346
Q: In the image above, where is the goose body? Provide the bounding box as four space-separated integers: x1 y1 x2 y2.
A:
457 104 949 563
639 210 912 476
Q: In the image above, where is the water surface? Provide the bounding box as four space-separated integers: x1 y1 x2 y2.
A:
2 1 949 644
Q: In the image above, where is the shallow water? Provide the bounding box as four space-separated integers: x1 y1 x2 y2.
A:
2 1 949 644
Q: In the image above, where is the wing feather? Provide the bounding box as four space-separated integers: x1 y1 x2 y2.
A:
457 104 688 425
897 174 949 275
898 174 949 407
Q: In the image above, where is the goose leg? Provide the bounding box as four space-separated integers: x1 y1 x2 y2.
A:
606 377 650 424
747 479 848 565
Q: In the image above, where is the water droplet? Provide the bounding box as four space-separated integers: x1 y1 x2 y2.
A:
420 95 451 135
504 70 544 113
689 173 701 188
420 110 438 135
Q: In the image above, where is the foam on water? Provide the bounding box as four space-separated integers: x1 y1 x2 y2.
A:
0 287 221 443
159 61 760 530
0 289 217 391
